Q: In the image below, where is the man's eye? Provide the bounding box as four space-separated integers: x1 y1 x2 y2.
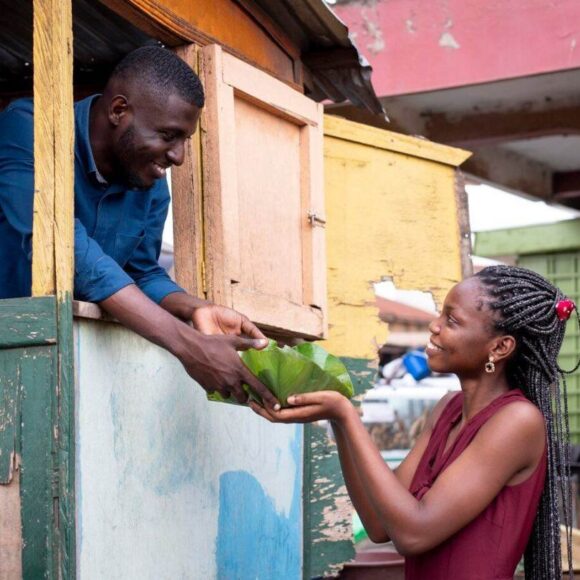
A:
160 131 174 142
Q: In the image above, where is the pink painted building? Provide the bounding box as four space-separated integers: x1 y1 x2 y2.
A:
331 0 580 209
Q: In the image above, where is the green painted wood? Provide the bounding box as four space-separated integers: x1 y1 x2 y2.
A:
56 293 75 580
0 352 21 484
0 294 76 579
3 346 55 579
303 357 376 579
0 297 57 348
518 252 580 442
474 219 580 257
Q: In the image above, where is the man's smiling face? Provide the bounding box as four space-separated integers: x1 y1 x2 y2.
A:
112 91 201 190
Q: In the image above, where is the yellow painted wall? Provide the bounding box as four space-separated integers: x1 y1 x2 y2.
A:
323 115 471 359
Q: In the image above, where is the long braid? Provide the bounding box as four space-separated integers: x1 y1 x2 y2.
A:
476 265 573 580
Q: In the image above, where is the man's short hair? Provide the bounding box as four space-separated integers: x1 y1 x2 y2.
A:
109 45 205 108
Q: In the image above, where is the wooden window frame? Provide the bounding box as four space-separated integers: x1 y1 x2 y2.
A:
199 43 327 339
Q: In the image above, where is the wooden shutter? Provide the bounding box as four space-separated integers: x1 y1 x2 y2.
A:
200 44 326 338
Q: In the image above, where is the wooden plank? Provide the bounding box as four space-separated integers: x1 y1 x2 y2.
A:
300 107 328 336
231 286 323 339
0 355 20 484
56 295 75 580
52 0 75 299
0 297 57 349
201 44 235 306
32 0 74 297
19 347 55 578
474 219 580 257
172 44 205 297
223 51 319 126
99 0 299 88
455 171 473 279
32 0 56 295
324 114 471 167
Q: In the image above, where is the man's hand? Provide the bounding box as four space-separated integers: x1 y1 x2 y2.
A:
174 330 278 406
101 285 280 409
192 303 266 340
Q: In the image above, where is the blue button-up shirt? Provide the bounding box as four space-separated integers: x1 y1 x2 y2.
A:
0 95 184 303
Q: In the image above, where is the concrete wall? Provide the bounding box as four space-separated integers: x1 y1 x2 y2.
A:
74 318 302 580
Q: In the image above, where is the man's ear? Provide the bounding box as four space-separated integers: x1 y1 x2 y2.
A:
491 335 516 363
108 95 129 127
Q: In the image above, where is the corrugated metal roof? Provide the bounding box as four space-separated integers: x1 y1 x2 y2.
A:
253 0 385 115
0 0 383 116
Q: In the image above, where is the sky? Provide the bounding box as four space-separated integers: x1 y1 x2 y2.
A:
466 183 579 233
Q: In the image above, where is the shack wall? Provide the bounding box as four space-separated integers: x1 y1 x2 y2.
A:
74 318 303 579
303 116 470 578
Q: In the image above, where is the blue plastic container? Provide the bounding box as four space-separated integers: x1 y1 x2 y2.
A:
402 350 430 381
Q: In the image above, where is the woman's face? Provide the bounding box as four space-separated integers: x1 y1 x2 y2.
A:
426 278 498 378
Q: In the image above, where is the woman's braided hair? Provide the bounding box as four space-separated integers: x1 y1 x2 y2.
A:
476 265 578 579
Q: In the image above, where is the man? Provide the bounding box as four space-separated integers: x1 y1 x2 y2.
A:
0 46 279 410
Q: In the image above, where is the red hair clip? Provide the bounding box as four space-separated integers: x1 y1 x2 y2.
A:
556 299 576 321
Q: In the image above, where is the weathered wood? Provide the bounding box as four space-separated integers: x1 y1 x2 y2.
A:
0 297 57 349
19 347 55 578
455 172 473 279
32 0 74 297
324 114 471 167
300 114 327 336
324 115 469 358
200 44 233 307
201 44 326 338
231 286 323 340
99 0 299 88
0 357 20 484
56 293 75 580
222 50 318 124
32 0 56 295
172 44 205 297
303 357 375 579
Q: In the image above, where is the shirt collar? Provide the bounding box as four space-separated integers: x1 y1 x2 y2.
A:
74 94 104 186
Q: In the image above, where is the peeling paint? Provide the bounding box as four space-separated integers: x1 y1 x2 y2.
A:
439 31 460 49
364 18 385 54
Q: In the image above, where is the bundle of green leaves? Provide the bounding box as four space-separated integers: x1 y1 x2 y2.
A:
208 340 354 407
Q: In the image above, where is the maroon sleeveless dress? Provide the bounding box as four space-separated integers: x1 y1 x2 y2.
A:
405 389 547 580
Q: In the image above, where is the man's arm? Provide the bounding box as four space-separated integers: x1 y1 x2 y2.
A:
99 284 279 408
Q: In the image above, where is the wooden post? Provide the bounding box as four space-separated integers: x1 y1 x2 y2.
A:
32 0 75 298
172 44 205 297
31 1 76 578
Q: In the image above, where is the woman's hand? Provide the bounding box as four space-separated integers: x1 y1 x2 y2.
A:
250 391 353 424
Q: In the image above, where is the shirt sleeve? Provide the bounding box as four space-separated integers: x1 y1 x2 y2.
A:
0 100 135 303
0 102 35 262
123 181 185 304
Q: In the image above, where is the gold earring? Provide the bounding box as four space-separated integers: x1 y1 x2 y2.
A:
485 355 495 374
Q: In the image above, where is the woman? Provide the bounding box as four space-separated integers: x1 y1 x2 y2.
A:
251 266 578 579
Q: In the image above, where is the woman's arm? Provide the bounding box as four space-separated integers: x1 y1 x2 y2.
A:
252 392 545 556
330 393 453 543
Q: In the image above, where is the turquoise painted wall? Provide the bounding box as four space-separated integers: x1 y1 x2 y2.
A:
74 318 302 579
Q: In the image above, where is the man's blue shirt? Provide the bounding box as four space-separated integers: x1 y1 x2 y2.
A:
0 95 184 303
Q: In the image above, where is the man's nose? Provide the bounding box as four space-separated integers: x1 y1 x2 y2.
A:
167 141 185 166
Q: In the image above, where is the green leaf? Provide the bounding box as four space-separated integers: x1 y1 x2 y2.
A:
207 340 354 407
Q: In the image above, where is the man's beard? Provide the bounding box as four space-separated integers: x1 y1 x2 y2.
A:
116 125 149 190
